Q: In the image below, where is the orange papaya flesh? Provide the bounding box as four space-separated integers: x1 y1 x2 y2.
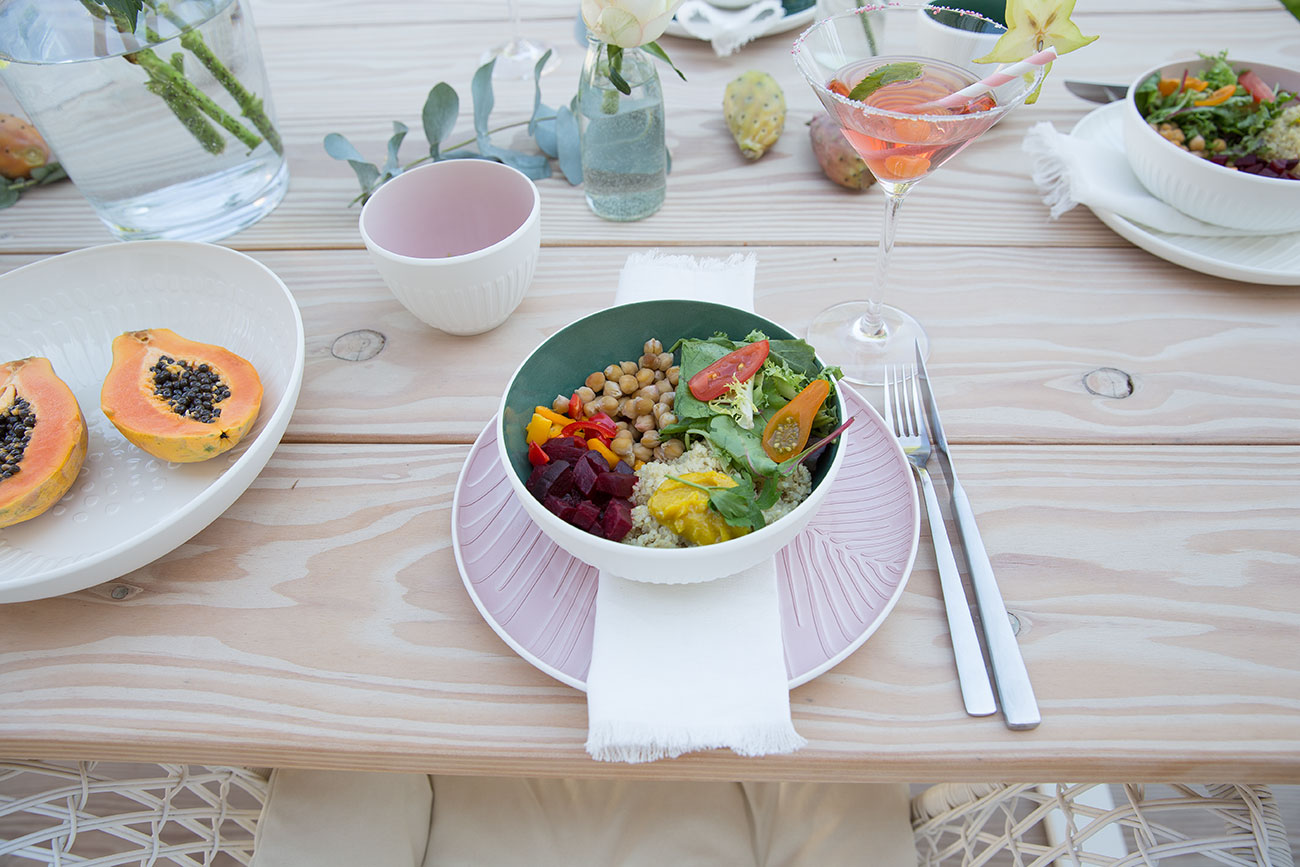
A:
100 328 263 463
0 357 88 529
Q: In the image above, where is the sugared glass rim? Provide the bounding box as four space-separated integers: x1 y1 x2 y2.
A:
791 1 1046 123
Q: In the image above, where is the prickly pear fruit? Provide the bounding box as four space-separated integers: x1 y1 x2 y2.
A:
809 114 874 191
723 71 786 161
0 114 51 180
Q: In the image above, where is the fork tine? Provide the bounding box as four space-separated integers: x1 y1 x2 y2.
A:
896 364 913 438
907 364 928 442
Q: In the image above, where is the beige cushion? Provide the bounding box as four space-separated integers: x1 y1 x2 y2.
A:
253 771 914 867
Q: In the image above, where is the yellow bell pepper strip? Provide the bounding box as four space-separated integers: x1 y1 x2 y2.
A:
761 379 831 463
587 437 620 470
525 413 552 445
1194 85 1236 107
534 406 575 427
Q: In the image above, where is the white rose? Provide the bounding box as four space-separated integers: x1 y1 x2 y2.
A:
581 0 687 48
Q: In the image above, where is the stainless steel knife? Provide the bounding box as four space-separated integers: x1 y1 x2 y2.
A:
1064 80 1128 104
914 343 1041 730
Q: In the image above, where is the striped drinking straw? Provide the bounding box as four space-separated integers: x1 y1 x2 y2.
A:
926 46 1058 109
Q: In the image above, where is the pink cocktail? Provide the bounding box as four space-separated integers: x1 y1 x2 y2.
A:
792 4 1045 383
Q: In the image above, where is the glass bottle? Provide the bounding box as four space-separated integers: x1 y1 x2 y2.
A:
577 35 666 221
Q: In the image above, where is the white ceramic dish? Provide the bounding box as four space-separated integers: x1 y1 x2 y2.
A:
665 4 815 38
1074 103 1300 286
0 241 304 603
1123 57 1300 233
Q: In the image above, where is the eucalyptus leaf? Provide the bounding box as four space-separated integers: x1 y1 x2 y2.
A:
383 121 408 175
323 132 367 163
529 50 553 135
471 59 496 149
482 144 553 180
533 109 558 158
0 185 19 210
422 82 459 160
555 104 583 184
347 159 380 193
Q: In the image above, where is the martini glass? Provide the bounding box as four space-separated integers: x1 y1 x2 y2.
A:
792 2 1044 384
482 0 559 79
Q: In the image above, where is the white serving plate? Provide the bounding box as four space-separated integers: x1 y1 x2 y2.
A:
1072 102 1300 286
665 4 816 39
0 241 304 603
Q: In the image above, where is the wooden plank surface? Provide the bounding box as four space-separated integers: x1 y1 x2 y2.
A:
1 8 1296 252
0 442 1296 782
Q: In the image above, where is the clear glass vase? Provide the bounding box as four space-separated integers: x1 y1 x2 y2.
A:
577 36 666 222
0 0 287 242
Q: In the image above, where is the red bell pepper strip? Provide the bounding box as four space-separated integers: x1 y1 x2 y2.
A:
528 441 550 466
561 420 615 443
568 392 584 421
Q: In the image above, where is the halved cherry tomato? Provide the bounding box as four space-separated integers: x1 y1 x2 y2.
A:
528 441 550 466
1182 75 1209 92
1194 84 1236 107
687 340 770 401
1239 70 1275 104
762 379 831 462
568 392 584 420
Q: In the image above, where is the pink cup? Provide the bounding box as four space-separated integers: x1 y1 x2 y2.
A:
359 160 541 335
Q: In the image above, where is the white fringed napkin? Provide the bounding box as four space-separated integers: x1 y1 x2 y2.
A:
672 0 784 56
584 250 805 764
1022 104 1265 237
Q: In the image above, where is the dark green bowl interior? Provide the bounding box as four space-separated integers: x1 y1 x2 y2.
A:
500 299 842 492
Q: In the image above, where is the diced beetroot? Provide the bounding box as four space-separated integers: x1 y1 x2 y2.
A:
543 494 568 516
613 460 634 476
594 472 637 499
1209 154 1230 165
1260 167 1280 178
573 455 600 497
1269 159 1288 174
569 500 601 532
602 498 634 542
581 449 609 474
526 463 548 490
526 459 572 500
542 436 588 464
1237 154 1259 168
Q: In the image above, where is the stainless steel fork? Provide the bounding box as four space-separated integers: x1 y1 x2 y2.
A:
884 364 996 717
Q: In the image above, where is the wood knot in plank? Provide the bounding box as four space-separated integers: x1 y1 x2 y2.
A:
1083 367 1133 399
332 330 386 362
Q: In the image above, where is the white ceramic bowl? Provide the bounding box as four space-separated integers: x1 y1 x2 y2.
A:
495 300 847 584
1122 57 1300 232
359 160 541 335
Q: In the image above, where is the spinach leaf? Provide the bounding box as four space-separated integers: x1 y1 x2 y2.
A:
674 338 732 420
707 415 778 477
766 338 820 378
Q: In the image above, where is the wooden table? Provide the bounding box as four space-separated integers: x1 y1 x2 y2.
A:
1 0 1297 784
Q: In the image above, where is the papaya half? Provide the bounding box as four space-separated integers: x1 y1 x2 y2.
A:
0 357 89 529
101 328 263 463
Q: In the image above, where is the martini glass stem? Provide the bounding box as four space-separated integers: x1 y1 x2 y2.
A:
859 189 907 341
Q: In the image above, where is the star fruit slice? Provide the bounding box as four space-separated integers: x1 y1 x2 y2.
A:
975 0 1098 103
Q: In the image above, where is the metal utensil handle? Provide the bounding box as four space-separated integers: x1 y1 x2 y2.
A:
918 466 996 717
951 480 1041 730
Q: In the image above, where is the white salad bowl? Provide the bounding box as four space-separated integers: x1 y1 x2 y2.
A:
496 299 847 584
1122 57 1300 233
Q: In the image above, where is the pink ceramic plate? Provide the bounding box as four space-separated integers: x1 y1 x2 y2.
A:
451 384 919 691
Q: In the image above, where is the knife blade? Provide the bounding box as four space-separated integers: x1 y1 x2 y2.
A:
915 342 1041 730
1064 80 1129 104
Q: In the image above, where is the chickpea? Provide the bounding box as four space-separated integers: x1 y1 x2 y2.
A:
640 429 661 449
616 420 630 432
621 398 639 419
639 353 657 370
636 385 658 402
611 434 634 456
633 396 655 416
644 338 663 355
634 414 656 433
659 412 678 428
618 373 639 394
636 367 655 387
586 371 606 392
656 352 674 371
604 364 622 381
620 360 638 376
577 385 596 402
660 392 675 408
1189 134 1206 152
603 381 623 399
661 438 685 460
634 444 654 462
599 395 619 415
1168 127 1186 144
1212 138 1227 152
667 366 680 387
653 445 666 463
584 400 601 417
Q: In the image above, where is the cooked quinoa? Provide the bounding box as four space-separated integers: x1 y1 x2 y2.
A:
1261 104 1300 161
623 441 813 548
